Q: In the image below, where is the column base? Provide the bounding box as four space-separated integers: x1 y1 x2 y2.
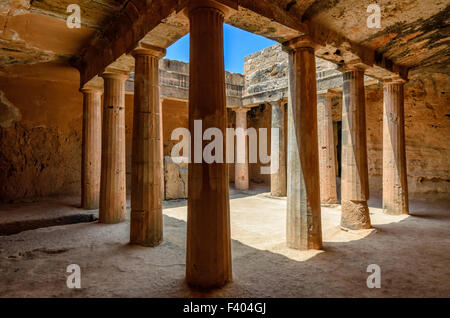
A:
340 200 371 230
321 197 338 205
130 239 163 248
270 190 286 197
287 242 323 251
99 217 126 225
235 184 249 191
186 277 232 290
130 210 163 247
286 237 323 251
81 202 99 210
382 203 409 216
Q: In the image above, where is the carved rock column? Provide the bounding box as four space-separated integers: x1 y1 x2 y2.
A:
185 0 233 289
340 66 371 229
99 72 128 224
285 37 322 250
317 92 338 204
81 87 102 210
130 47 166 246
270 100 287 197
234 107 249 190
382 79 409 215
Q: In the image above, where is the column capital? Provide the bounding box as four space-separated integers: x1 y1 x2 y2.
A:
182 0 238 18
268 100 283 108
282 35 318 52
232 106 250 113
382 76 407 85
80 86 102 94
80 75 103 93
132 44 166 59
338 60 367 73
101 70 129 81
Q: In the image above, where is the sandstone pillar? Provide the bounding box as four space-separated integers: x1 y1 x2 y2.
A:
130 47 166 246
340 66 371 229
99 72 128 224
234 108 249 190
333 121 339 177
185 0 232 289
317 93 338 204
81 87 102 210
285 38 322 250
382 80 409 215
270 100 287 197
160 98 165 200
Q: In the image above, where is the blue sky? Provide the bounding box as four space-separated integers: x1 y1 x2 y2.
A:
166 24 276 74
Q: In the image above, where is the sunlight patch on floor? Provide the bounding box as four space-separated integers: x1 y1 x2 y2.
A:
163 193 413 263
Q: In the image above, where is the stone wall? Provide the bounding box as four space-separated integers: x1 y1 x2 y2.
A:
164 156 188 200
126 59 245 107
404 70 450 198
0 48 448 203
162 99 189 157
247 104 273 186
243 44 342 106
331 70 450 199
0 63 83 202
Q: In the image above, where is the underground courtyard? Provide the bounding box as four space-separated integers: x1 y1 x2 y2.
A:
0 0 449 298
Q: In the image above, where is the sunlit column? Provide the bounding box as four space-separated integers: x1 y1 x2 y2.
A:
285 37 322 250
130 47 166 246
340 66 371 229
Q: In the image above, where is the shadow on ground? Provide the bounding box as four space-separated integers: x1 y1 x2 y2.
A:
0 188 449 298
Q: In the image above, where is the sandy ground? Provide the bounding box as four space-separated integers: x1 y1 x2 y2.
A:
0 186 449 298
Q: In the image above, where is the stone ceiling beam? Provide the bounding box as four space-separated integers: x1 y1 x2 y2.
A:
75 0 183 86
76 0 409 88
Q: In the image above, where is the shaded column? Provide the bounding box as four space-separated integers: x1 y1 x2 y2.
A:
333 121 339 177
81 87 102 210
317 92 338 204
285 37 322 250
130 47 166 246
234 108 249 190
270 100 286 197
340 66 371 229
382 80 409 215
185 0 232 289
99 72 128 224
160 98 165 200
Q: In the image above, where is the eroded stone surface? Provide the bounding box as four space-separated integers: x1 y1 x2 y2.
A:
164 156 188 200
341 200 372 230
1 192 449 297
0 91 21 128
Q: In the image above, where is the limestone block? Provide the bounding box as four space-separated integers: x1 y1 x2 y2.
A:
164 156 188 200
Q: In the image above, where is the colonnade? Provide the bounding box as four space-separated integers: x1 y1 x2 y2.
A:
79 0 409 289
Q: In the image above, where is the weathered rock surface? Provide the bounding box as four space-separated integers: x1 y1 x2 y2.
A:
164 156 187 200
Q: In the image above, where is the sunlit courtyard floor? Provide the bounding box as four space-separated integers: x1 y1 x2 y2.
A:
0 186 449 297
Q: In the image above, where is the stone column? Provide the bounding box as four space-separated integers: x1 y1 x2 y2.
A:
333 121 339 177
340 66 371 229
317 92 338 204
382 79 409 215
285 37 322 250
270 100 286 197
81 87 102 210
234 108 249 190
99 72 128 224
160 98 165 200
130 47 166 246
185 0 232 289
